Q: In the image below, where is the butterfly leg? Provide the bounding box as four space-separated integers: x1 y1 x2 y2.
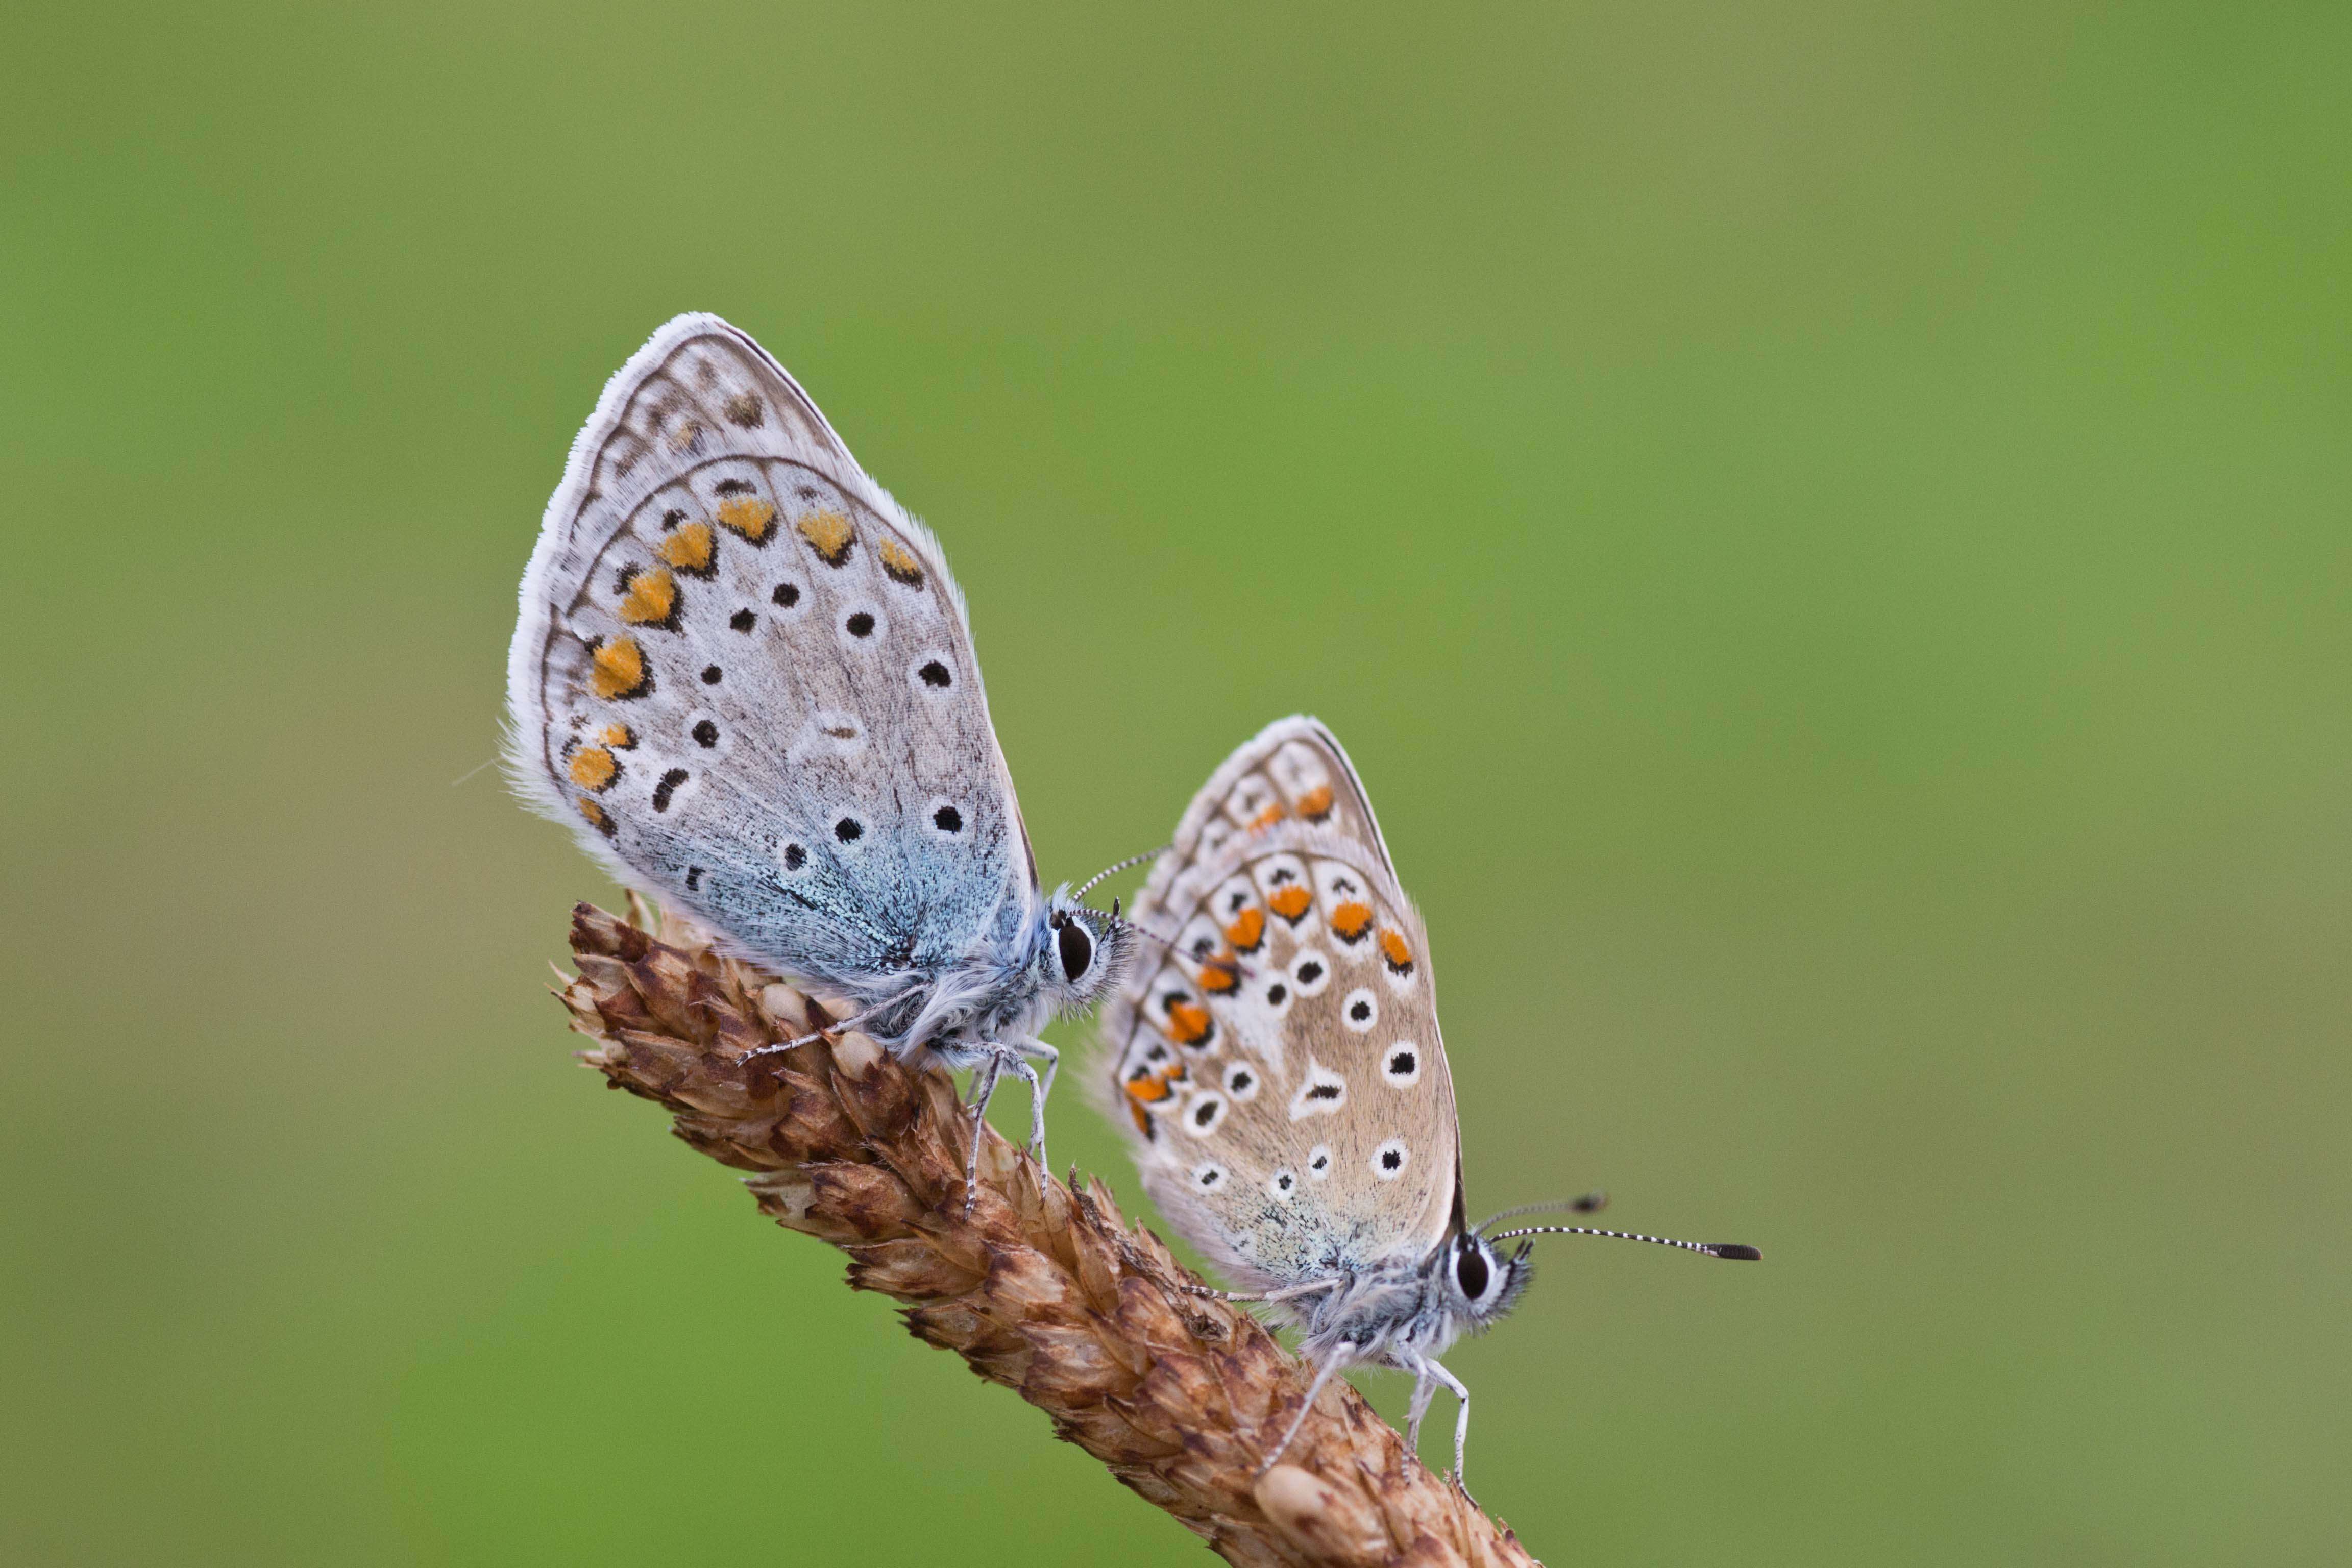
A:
738 988 916 1063
1009 1036 1059 1175
1181 1277 1341 1306
1422 1357 1477 1504
959 1049 1010 1212
1404 1362 1440 1455
957 1041 1057 1209
1260 1351 1349 1475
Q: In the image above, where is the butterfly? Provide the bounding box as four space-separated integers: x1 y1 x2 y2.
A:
1100 716 1758 1492
507 313 1141 1193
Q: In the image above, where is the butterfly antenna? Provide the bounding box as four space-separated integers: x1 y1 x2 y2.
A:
1474 1193 1608 1234
1486 1223 1761 1261
1070 845 1265 988
1072 844 1171 903
1094 911 1261 987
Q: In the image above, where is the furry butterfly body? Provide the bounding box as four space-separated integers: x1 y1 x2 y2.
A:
1102 717 1756 1489
508 314 1129 1173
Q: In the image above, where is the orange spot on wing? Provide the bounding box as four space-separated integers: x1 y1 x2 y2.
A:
1162 1060 1187 1083
576 796 613 836
588 638 649 700
1379 929 1415 973
1131 1101 1154 1136
1250 800 1287 830
717 496 777 542
797 508 854 565
877 536 925 586
1125 1072 1172 1104
599 723 635 749
657 521 715 576
1295 783 1334 821
1330 901 1373 942
1224 906 1266 952
1198 956 1241 994
617 566 677 625
1165 1001 1212 1045
1268 885 1313 922
568 745 618 792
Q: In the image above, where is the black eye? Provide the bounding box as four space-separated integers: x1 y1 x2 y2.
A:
1057 918 1093 982
1456 1245 1491 1301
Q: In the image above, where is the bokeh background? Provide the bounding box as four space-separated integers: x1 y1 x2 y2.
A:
6 4 2347 1563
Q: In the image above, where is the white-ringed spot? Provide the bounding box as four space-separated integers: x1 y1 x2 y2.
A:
1371 1138 1410 1180
1184 1093 1229 1137
1289 949 1332 997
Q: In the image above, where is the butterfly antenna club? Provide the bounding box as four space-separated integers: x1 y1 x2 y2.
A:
1486 1223 1761 1261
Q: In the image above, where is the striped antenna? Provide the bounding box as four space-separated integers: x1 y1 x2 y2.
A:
1071 844 1171 903
1475 1192 1608 1233
1090 909 1262 988
1070 845 1265 986
1487 1223 1761 1261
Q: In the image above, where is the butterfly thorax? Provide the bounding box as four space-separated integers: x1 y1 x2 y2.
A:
1286 1229 1531 1372
875 892 1131 1064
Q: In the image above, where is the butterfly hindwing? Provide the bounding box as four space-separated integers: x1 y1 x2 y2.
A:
1105 718 1459 1289
507 315 1035 994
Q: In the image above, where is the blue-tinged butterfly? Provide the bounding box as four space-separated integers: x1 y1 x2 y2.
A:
1100 716 1758 1492
508 314 1140 1193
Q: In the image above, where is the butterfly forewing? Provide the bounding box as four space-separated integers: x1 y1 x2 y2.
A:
508 315 1035 993
1107 719 1459 1289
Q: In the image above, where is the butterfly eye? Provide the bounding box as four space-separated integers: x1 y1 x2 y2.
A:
1455 1243 1492 1302
1057 918 1093 982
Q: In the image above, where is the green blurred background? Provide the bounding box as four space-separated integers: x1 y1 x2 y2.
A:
5 3 2346 1563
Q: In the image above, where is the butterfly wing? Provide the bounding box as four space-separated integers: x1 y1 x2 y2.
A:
1102 718 1459 1290
507 314 1036 996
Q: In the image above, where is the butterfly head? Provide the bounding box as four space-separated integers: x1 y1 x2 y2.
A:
1038 888 1134 1017
1438 1229 1533 1335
